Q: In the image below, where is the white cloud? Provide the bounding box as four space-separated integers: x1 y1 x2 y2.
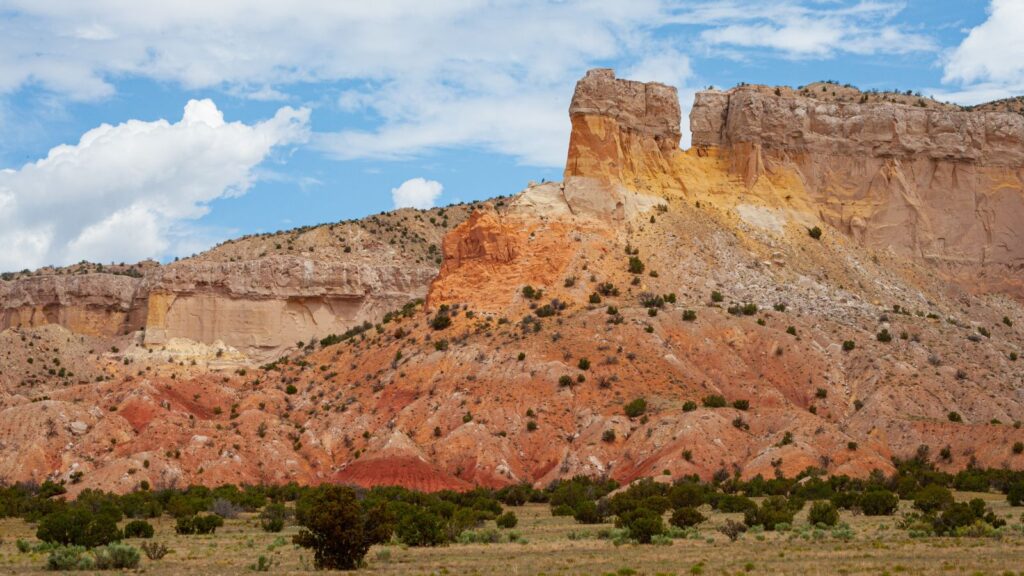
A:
0 99 309 270
936 0 1024 104
0 0 677 168
675 1 935 59
391 178 443 210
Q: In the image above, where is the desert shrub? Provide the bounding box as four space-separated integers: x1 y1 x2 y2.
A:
37 507 122 548
260 502 288 532
743 496 796 530
624 398 647 418
139 541 169 560
669 507 705 528
572 501 605 524
628 256 645 274
1007 482 1024 506
682 400 697 412
175 513 224 535
947 411 963 423
808 226 822 239
712 494 756 513
46 546 93 571
842 340 855 351
210 498 243 519
394 509 444 547
92 543 140 569
913 485 954 513
496 511 518 529
293 485 393 569
876 329 892 342
711 291 724 303
615 508 664 544
121 520 154 539
732 399 749 411
668 483 706 508
602 429 616 443
682 310 697 321
859 490 899 516
702 395 727 408
718 519 747 541
807 501 839 527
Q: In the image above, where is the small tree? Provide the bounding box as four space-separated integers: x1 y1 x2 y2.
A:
859 490 898 516
496 512 518 529
807 501 838 526
293 485 392 569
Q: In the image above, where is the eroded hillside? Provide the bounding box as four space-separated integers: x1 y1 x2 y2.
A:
1 69 1022 494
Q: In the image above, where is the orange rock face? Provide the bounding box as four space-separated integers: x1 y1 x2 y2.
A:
2 69 1024 494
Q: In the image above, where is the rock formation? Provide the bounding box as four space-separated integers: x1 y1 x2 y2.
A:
2 70 1024 494
690 84 1024 297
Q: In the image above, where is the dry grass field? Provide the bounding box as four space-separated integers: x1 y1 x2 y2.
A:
2 492 1024 575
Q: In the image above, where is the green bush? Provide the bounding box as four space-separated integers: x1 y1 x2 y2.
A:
913 485 954 513
682 400 697 412
808 226 822 239
732 399 749 411
743 496 795 530
859 490 898 516
876 329 892 343
93 543 140 570
669 507 705 528
807 501 839 527
122 520 154 539
293 485 393 569
259 503 287 532
37 507 122 548
628 256 645 274
496 511 518 529
395 509 444 547
702 395 727 408
842 340 855 351
682 310 697 322
615 508 664 544
572 501 605 524
175 514 224 535
624 398 647 418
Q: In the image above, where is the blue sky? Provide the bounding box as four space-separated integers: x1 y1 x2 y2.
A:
0 0 1020 270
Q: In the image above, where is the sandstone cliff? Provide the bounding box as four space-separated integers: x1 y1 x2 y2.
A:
0 206 473 358
690 84 1024 297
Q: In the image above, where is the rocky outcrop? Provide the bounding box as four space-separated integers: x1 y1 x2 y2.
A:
690 85 1024 296
0 273 147 337
563 69 685 218
142 257 437 356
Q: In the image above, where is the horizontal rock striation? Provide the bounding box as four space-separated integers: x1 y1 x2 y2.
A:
690 85 1024 296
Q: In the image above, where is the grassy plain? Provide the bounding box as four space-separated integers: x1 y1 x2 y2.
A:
2 493 1024 575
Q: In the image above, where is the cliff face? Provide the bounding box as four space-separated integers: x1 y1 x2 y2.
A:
0 274 147 337
690 86 1024 296
562 69 685 220
0 207 471 358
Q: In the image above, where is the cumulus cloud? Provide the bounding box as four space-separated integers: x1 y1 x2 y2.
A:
391 178 443 210
0 1 678 167
0 100 309 270
936 0 1024 104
